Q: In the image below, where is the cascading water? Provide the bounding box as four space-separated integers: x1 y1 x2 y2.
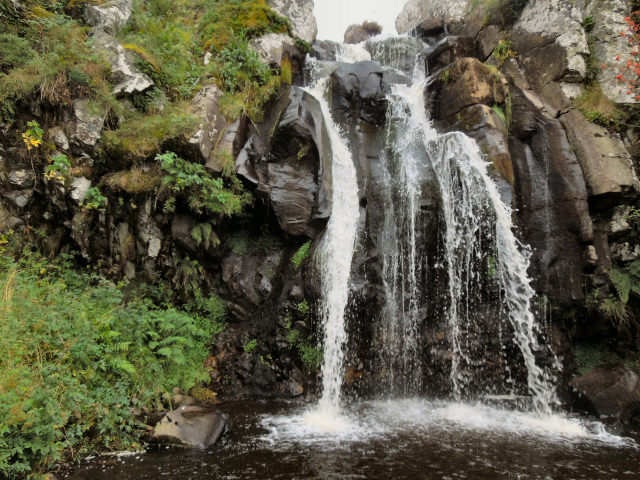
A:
304 78 360 416
380 49 559 412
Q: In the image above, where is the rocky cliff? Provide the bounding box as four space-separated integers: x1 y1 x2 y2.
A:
2 0 640 426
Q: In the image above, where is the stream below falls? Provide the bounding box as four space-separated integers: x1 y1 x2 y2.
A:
68 400 639 480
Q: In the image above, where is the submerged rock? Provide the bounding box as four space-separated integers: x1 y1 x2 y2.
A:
153 406 228 448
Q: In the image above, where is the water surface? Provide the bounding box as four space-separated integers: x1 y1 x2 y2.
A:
69 400 640 480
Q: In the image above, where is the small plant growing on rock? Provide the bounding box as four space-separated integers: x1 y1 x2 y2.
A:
608 9 640 100
45 154 71 182
291 240 311 269
21 120 43 150
244 338 258 354
439 69 451 85
83 186 106 210
493 39 516 67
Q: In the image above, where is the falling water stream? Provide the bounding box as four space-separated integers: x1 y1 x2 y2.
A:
69 36 640 480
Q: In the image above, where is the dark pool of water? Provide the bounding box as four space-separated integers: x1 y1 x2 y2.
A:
67 400 640 480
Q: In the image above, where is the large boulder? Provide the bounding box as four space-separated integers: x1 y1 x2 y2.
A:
189 85 247 173
396 0 469 34
153 406 228 448
250 33 296 68
67 98 105 152
330 61 387 125
513 0 589 84
571 365 640 422
365 36 428 76
587 0 639 104
267 0 317 44
84 0 132 35
435 57 508 120
344 21 382 44
560 110 639 197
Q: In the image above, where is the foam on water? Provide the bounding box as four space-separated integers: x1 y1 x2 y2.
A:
260 399 636 448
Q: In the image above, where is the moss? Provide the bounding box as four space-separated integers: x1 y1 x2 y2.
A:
104 167 163 194
102 104 198 160
291 240 311 269
574 85 623 129
574 343 621 375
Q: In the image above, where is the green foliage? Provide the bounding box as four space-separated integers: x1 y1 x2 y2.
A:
284 319 322 372
171 256 203 297
574 85 623 128
227 229 282 256
491 105 506 124
198 0 290 52
183 292 227 340
45 154 72 183
158 151 251 217
0 245 208 478
191 221 220 250
574 343 621 375
297 299 310 316
83 186 106 210
0 9 116 122
486 255 497 280
493 39 516 66
439 69 451 84
291 240 311 269
102 105 198 160
583 15 595 32
294 38 311 54
243 338 258 354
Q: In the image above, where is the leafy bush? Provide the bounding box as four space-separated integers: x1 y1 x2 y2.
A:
83 186 106 210
158 151 251 217
0 244 208 478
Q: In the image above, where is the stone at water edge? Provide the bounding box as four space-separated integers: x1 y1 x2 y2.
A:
571 365 640 423
153 406 228 448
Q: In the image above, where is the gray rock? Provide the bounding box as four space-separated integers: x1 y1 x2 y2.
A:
49 126 69 151
365 36 429 76
446 104 513 206
344 21 382 44
560 110 639 197
4 190 33 209
267 0 317 44
396 0 469 34
84 0 132 35
7 170 35 189
609 205 632 237
92 31 153 96
610 242 640 262
514 0 588 82
330 61 386 125
250 33 296 68
587 0 639 103
171 215 197 253
70 98 105 151
137 199 164 258
153 406 228 448
571 365 640 421
189 85 247 173
70 177 92 204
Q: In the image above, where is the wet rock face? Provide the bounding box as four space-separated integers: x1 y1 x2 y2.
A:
434 57 508 121
330 61 387 125
153 406 228 448
510 115 593 302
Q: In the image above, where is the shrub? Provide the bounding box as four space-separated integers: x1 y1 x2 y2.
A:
0 244 208 478
158 151 251 217
83 186 106 210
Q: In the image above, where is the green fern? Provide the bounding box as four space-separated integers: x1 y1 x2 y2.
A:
191 221 220 250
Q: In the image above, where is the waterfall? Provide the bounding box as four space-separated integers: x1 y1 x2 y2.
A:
304 78 360 414
384 64 560 413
